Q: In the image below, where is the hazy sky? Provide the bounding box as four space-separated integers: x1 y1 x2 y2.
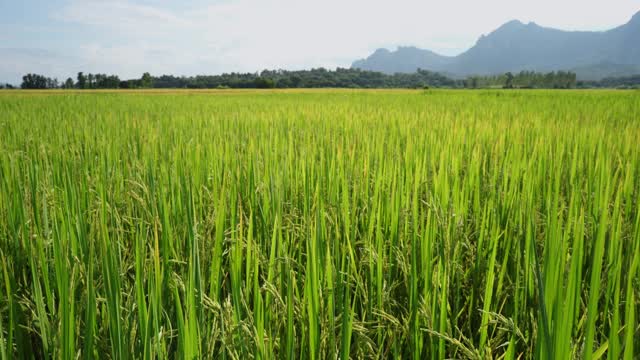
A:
1 0 638 83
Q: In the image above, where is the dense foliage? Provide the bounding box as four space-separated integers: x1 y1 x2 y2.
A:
147 69 582 89
152 68 457 88
18 72 151 90
463 71 577 89
20 73 59 89
0 90 638 359
13 69 640 90
579 74 640 89
74 72 149 89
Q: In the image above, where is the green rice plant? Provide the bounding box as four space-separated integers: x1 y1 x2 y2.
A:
0 89 638 359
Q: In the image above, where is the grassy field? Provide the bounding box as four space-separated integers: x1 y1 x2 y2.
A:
0 89 639 359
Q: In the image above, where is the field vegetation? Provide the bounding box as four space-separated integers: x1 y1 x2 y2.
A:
0 89 639 359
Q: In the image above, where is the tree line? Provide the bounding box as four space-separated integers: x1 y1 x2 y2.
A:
15 68 454 89
152 68 457 88
463 71 578 89
19 72 154 89
578 74 640 89
143 69 578 89
10 68 640 90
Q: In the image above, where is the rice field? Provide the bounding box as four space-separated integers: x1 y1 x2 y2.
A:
0 89 639 359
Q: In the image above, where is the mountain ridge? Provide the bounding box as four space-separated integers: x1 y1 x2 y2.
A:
352 11 640 80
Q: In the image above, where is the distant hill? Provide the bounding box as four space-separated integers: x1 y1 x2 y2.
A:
352 11 640 80
352 47 453 75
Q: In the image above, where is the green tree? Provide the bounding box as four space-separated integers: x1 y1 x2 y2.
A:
254 77 276 88
21 73 50 89
87 73 94 89
64 78 75 89
46 78 59 89
504 72 514 88
77 72 87 89
470 77 479 89
141 72 153 88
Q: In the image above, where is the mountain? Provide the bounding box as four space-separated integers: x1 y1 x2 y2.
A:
351 47 452 74
352 11 640 80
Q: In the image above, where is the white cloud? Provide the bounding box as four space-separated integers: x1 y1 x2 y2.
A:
55 0 192 30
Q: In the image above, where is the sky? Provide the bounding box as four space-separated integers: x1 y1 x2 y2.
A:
1 0 638 84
